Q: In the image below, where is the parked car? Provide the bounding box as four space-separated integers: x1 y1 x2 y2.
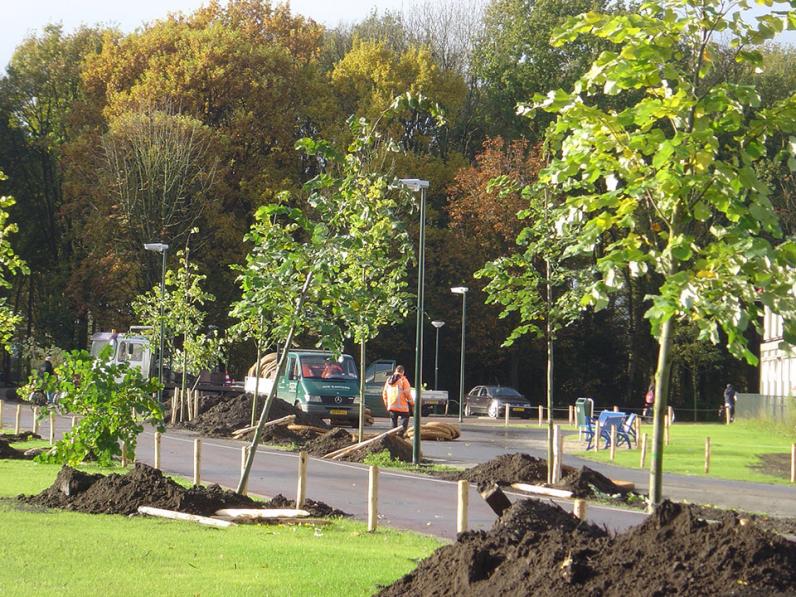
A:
463 385 531 419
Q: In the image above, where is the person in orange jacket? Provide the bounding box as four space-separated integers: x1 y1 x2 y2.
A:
382 365 414 433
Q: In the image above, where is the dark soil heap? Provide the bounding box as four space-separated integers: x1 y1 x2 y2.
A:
304 428 354 457
439 453 628 498
380 499 796 596
1 431 41 442
23 463 349 519
264 494 349 518
0 438 32 460
184 394 329 438
23 463 258 515
339 433 413 463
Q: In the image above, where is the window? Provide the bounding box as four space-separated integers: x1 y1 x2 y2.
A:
299 354 358 381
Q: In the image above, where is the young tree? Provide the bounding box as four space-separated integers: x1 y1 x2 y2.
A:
477 181 592 482
0 171 28 350
532 0 796 509
133 238 220 407
28 348 162 466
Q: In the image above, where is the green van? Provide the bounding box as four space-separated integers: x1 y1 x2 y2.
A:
246 350 360 423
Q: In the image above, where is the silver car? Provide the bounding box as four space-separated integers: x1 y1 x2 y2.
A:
463 385 532 419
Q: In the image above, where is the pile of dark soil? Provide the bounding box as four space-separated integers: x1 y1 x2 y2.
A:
380 499 796 596
339 434 413 463
264 494 349 518
23 463 258 516
184 394 329 438
164 392 230 424
22 463 349 520
1 431 41 442
439 453 628 499
0 438 32 459
305 428 353 457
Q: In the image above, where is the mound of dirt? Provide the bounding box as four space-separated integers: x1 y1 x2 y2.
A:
439 453 628 499
1 431 41 442
339 434 413 463
380 499 796 596
184 394 329 437
0 438 32 459
23 463 258 516
164 392 231 424
264 494 350 518
305 428 354 457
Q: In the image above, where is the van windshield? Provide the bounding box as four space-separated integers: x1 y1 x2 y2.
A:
300 354 358 381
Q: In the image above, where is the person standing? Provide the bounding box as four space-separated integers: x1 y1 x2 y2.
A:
38 356 55 404
723 383 737 422
642 382 655 420
382 365 414 434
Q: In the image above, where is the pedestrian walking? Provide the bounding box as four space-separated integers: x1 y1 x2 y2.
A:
723 383 737 422
382 365 414 434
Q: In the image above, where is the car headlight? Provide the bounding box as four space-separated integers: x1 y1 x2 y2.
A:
307 395 322 402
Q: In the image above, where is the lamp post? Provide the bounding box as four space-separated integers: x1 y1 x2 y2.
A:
399 178 429 465
431 321 445 391
144 242 169 404
451 287 468 423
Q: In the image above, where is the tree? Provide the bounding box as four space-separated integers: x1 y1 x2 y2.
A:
476 176 592 483
534 0 796 509
28 348 162 466
471 0 611 141
133 239 219 404
0 170 28 350
299 116 416 441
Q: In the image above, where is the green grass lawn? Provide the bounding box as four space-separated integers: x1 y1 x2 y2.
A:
569 420 796 485
0 439 442 596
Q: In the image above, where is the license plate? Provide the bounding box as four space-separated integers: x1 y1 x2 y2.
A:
512 407 525 412
329 409 348 416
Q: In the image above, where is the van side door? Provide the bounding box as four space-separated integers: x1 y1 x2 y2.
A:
278 355 299 403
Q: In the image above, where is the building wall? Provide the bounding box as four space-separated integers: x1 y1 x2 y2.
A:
760 307 796 397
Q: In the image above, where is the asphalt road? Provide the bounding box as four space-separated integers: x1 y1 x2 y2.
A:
6 404 795 539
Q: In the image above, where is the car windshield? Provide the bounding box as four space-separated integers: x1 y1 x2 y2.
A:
491 387 522 398
300 354 358 381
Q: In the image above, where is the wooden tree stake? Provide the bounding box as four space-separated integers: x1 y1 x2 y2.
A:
0 400 4 428
538 405 543 426
573 498 587 520
49 412 55 445
457 480 468 534
121 442 128 467
32 407 39 435
664 414 670 446
14 404 21 434
240 445 250 495
368 465 378 532
154 432 161 470
171 390 178 425
640 432 648 469
193 438 201 486
568 405 574 425
704 437 711 474
297 451 308 509
593 421 601 452
791 443 796 484
504 403 510 427
194 392 200 421
71 415 77 429
609 425 617 462
552 424 562 483
725 405 731 425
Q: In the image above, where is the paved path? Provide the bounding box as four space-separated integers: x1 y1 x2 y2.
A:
4 403 794 539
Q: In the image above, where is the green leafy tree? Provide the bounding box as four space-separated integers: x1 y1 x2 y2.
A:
26 348 162 466
299 116 416 441
477 182 592 482
532 0 796 509
133 238 219 400
0 171 29 350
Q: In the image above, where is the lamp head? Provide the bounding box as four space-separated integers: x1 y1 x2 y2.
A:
431 320 445 329
144 242 169 253
398 178 430 192
450 286 469 295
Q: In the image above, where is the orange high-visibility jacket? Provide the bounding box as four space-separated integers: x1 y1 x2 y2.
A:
382 374 413 413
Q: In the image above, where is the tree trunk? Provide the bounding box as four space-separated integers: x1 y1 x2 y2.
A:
545 259 554 485
358 338 366 443
251 337 262 428
237 270 314 494
648 316 675 510
691 366 699 423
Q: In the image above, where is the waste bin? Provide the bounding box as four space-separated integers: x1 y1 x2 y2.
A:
575 397 594 439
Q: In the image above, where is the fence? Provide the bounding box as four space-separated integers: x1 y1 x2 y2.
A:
736 393 796 423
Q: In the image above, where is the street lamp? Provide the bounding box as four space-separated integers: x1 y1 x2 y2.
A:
451 287 468 423
431 321 445 391
144 242 169 405
399 178 429 465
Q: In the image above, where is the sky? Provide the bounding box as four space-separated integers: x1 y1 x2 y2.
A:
1 0 414 68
